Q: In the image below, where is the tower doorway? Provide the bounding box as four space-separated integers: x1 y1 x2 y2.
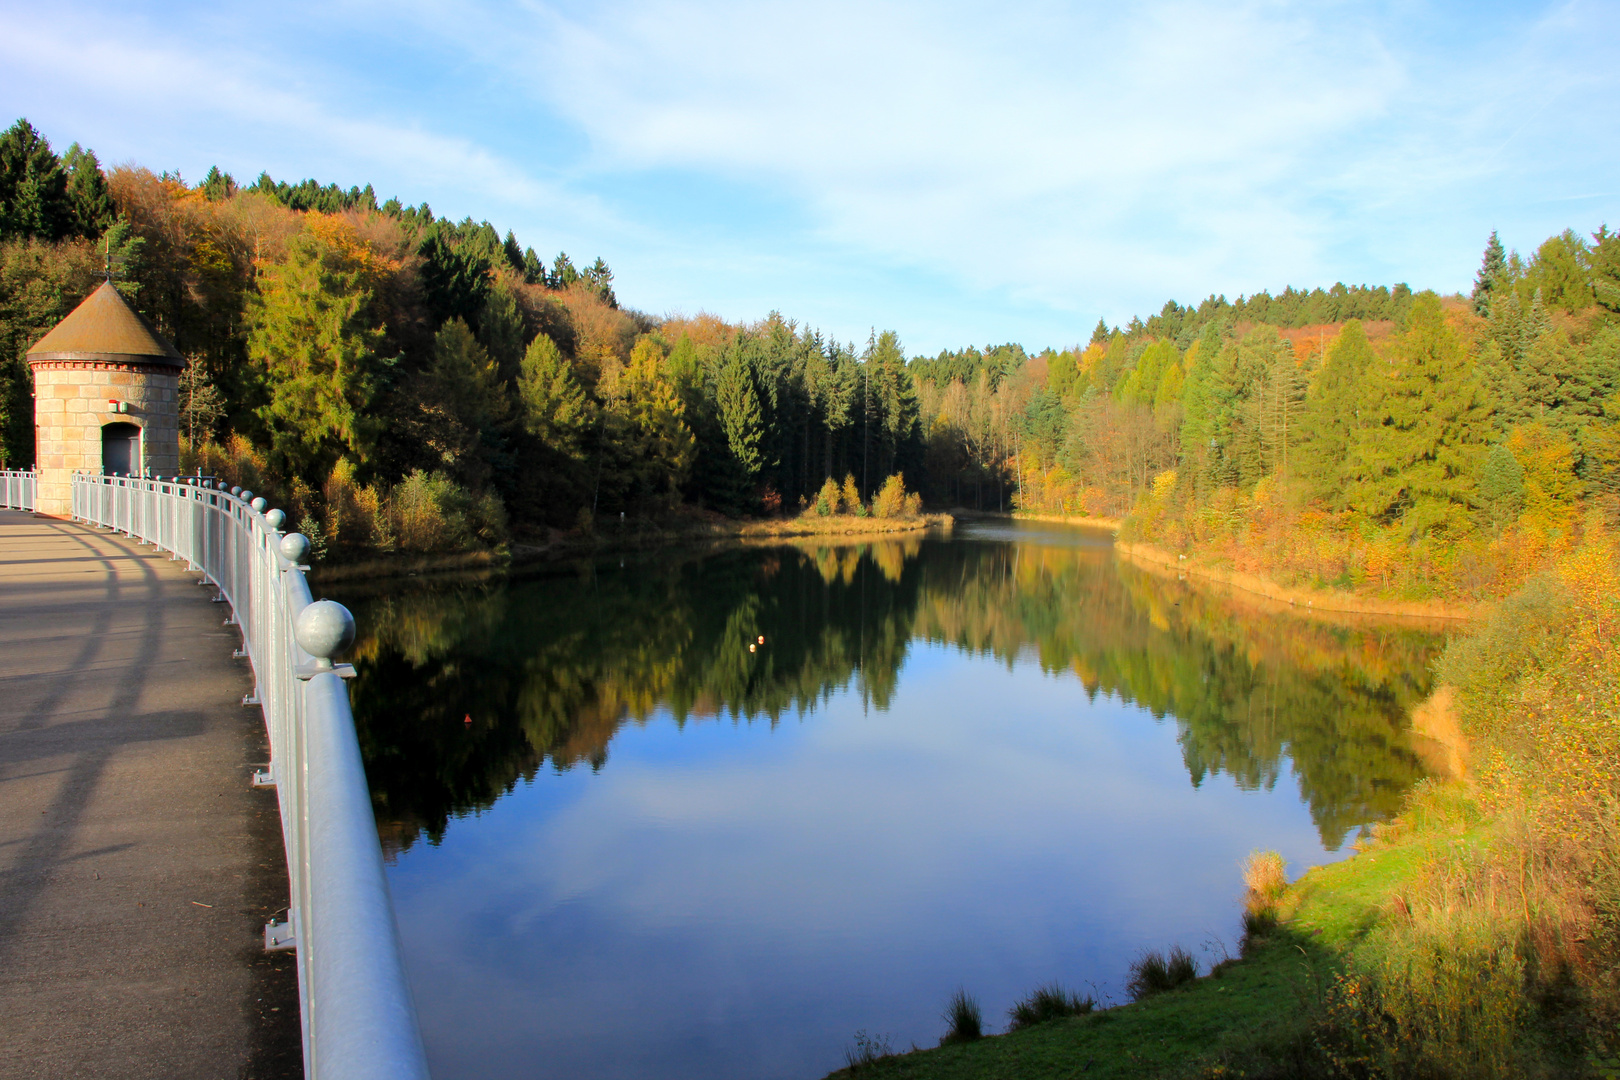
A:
101 422 141 476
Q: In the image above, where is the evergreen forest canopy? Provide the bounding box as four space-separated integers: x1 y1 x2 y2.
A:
3 115 1618 597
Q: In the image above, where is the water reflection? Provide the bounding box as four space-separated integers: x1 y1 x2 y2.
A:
340 526 1435 855
332 524 1443 1080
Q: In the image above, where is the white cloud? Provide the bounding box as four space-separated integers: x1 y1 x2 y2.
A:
2 0 1616 349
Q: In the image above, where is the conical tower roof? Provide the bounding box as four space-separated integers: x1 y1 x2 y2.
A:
27 280 183 367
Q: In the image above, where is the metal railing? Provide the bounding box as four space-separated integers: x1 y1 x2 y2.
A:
4 470 429 1080
0 469 32 510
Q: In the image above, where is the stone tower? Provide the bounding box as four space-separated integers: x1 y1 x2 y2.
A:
26 280 184 517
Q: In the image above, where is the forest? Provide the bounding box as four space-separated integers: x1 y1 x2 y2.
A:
2 115 1618 601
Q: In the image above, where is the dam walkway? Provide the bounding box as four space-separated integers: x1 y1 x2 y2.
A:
0 509 299 1079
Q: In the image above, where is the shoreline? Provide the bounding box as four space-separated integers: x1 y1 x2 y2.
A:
308 513 950 584
1114 539 1484 622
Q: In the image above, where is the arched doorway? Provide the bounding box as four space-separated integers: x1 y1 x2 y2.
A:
101 422 141 476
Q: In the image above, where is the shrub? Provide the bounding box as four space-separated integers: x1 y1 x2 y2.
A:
841 473 862 515
1007 983 1094 1030
323 458 393 554
843 1029 893 1071
294 512 328 562
872 473 909 519
1126 945 1198 1000
1242 850 1287 906
388 470 507 553
815 476 841 516
940 988 983 1044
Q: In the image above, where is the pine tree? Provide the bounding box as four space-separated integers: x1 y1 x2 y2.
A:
867 330 920 482
584 257 616 307
549 252 579 289
1471 230 1508 317
424 318 510 488
0 118 72 241
522 247 545 286
417 227 490 325
477 278 527 385
1592 226 1620 317
62 143 114 236
1346 293 1488 536
1477 442 1524 532
1299 320 1375 504
199 165 234 203
516 333 592 460
502 231 525 275
1177 324 1224 491
716 343 764 482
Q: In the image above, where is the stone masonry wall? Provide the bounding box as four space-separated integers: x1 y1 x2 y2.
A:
30 362 180 517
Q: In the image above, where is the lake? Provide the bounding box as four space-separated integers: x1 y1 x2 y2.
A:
331 520 1444 1080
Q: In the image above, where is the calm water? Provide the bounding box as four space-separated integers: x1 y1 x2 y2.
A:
332 522 1443 1080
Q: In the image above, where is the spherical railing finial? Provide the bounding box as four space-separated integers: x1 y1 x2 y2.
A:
250 497 267 513
264 508 286 531
279 532 311 565
241 490 255 502
294 600 355 669
231 486 243 497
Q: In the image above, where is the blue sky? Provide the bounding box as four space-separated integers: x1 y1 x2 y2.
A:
2 1 1617 354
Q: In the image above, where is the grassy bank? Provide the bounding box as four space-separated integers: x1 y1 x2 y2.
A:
1115 539 1484 622
825 534 1620 1080
823 821 1454 1080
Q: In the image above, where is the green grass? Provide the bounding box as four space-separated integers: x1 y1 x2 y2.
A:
1007 984 1095 1031
941 989 984 1044
822 834 1455 1080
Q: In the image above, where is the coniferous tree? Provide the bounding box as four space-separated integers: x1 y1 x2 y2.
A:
62 143 114 236
199 165 234 203
1477 442 1525 533
0 119 71 241
598 337 694 509
517 333 592 459
247 230 387 478
1177 326 1226 493
417 227 490 326
713 341 764 509
477 278 526 386
584 257 616 307
1471 230 1508 317
549 253 579 289
1524 229 1592 314
521 247 546 286
1346 293 1488 536
1591 226 1620 317
502 231 525 275
1299 320 1375 504
422 318 509 489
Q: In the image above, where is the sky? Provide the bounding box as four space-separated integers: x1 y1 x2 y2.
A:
2 0 1617 355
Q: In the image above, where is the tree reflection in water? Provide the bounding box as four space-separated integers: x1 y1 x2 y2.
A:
335 530 1440 857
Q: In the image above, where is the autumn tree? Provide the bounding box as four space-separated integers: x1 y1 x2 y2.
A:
246 226 388 478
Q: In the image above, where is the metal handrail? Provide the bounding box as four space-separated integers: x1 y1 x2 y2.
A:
0 469 33 511
3 470 428 1080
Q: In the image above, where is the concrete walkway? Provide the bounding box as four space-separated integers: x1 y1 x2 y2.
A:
0 510 300 1079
